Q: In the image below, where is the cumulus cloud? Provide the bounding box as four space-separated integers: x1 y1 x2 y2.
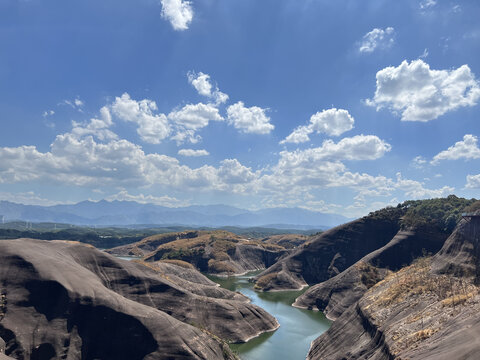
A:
226 101 274 134
466 174 480 189
359 27 395 53
160 0 193 31
168 103 223 130
217 159 257 185
71 106 117 141
367 60 480 122
395 172 454 198
279 135 391 164
168 102 223 144
178 149 210 157
281 108 354 144
432 134 480 164
187 71 229 105
111 93 170 144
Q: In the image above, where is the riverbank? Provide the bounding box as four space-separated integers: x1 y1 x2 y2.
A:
208 271 331 360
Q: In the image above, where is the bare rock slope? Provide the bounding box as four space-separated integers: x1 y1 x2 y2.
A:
253 208 403 291
294 225 447 320
0 239 279 359
308 214 480 360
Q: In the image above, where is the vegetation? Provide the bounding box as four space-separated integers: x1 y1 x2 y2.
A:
464 200 480 213
357 262 385 289
255 272 279 290
399 195 477 232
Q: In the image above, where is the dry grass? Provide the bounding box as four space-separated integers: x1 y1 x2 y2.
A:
372 258 437 306
208 259 236 274
255 272 279 289
441 292 476 307
411 328 435 341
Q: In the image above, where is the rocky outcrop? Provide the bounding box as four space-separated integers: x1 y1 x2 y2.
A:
431 213 480 280
0 239 280 359
106 231 200 257
254 208 403 291
261 234 309 249
109 230 288 275
308 215 480 359
294 226 447 319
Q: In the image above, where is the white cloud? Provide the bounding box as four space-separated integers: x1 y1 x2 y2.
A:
178 149 210 157
187 71 229 105
359 27 395 53
0 191 71 206
466 174 480 189
419 48 429 59
62 97 84 111
71 106 117 141
168 102 223 144
281 108 354 144
279 135 391 164
188 72 212 97
395 172 454 198
160 0 193 31
281 125 311 144
105 190 189 207
412 155 427 168
168 103 223 130
217 159 257 185
420 0 437 9
226 101 274 134
171 129 201 145
367 60 480 121
42 110 55 118
111 93 170 144
432 134 480 164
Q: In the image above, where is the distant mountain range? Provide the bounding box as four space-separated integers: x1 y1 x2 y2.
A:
0 200 351 229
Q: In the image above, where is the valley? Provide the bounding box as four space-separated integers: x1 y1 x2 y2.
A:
0 196 479 359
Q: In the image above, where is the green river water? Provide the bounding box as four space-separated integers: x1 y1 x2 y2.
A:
208 271 331 360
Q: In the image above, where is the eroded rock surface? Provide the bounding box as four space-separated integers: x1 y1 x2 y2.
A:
0 239 279 359
108 230 287 276
254 208 403 291
294 226 447 319
308 215 480 360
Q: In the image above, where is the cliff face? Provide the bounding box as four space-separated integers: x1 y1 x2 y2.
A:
431 214 480 279
308 215 480 360
294 226 447 319
254 209 403 291
0 239 280 359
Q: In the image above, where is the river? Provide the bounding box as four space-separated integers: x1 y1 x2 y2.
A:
208 271 331 360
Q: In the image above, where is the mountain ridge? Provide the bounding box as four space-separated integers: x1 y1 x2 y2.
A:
0 200 350 228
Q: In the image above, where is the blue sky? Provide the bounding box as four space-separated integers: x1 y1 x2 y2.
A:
0 0 479 217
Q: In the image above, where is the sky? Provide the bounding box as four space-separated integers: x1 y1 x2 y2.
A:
0 0 479 217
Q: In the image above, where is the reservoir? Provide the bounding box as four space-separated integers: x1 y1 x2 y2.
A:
208 272 331 360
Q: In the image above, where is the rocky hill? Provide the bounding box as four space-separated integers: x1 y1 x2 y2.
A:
0 239 280 359
253 207 404 291
308 213 480 359
254 196 476 292
261 233 310 249
107 230 288 275
293 224 447 319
